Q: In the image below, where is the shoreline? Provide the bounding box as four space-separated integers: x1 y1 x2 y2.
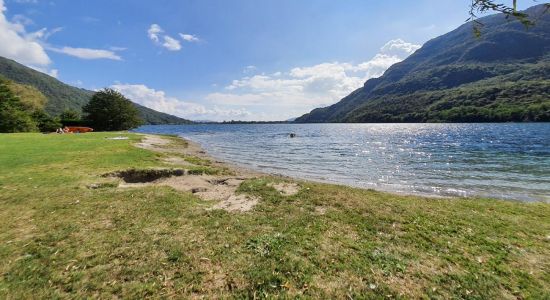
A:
168 134 544 203
170 134 452 200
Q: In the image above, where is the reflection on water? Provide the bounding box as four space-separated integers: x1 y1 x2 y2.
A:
134 123 550 202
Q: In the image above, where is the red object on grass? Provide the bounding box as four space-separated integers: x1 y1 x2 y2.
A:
66 127 94 133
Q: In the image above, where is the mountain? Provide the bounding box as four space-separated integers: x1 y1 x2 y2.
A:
296 4 550 123
0 56 192 125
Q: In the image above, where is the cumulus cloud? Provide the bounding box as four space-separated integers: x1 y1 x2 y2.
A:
0 0 123 77
179 33 200 43
206 39 421 118
0 0 50 66
380 38 421 56
162 35 181 51
147 23 162 43
111 84 251 121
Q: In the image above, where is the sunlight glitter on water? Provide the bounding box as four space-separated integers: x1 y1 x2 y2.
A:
135 123 550 202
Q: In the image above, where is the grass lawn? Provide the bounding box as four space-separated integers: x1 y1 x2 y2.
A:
0 133 549 298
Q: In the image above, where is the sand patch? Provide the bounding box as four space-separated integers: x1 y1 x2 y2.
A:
123 134 261 212
162 176 258 212
163 157 194 166
114 173 258 212
136 135 171 151
268 182 300 196
210 194 259 212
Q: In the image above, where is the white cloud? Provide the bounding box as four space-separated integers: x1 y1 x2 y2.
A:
179 33 200 43
205 39 421 120
162 35 181 51
111 84 251 121
49 46 122 60
27 26 62 40
148 24 185 51
30 65 59 78
0 0 50 66
147 24 162 43
48 68 58 77
380 38 421 56
1 0 123 77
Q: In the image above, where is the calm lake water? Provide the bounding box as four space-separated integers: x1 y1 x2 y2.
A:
134 123 550 202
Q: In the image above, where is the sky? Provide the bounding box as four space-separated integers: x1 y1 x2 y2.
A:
0 0 535 121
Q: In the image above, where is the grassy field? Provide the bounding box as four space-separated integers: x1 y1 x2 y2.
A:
0 133 549 299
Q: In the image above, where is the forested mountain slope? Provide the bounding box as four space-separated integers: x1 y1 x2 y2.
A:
0 56 192 125
296 4 550 123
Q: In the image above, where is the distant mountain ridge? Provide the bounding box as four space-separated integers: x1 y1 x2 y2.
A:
0 56 192 125
296 4 550 123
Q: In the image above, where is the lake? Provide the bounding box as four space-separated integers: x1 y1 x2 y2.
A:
134 123 550 202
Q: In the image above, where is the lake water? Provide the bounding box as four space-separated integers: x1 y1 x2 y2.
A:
134 123 550 202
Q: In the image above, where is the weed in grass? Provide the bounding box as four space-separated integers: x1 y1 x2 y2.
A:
184 155 212 166
245 233 285 258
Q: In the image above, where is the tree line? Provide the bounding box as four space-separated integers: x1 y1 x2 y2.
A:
0 78 142 133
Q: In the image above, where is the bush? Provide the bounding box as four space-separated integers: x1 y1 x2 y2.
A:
32 110 62 132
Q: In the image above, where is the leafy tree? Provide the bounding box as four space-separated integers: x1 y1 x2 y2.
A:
4 80 47 112
0 78 68 132
469 1 550 35
59 109 81 121
83 89 143 131
0 79 37 132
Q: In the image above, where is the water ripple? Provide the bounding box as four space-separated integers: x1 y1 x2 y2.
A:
134 123 550 202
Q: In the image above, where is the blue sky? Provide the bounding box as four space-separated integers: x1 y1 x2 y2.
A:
0 0 535 121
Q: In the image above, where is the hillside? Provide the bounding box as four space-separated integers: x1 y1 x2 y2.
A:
296 4 550 123
0 56 192 125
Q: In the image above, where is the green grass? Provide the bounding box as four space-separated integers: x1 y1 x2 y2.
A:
0 133 549 298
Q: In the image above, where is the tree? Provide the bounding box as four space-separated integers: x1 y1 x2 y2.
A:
468 1 550 35
59 109 81 121
32 110 62 132
0 79 37 132
83 88 143 131
0 78 62 133
5 80 47 112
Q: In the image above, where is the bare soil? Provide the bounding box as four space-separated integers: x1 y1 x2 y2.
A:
128 134 260 212
268 182 301 196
